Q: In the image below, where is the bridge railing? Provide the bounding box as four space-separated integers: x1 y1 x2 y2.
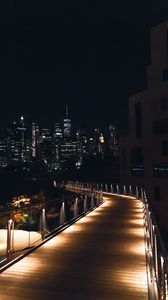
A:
0 190 103 272
142 190 168 300
66 181 168 300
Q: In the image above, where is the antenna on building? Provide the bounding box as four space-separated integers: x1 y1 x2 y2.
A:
20 115 24 126
66 104 69 118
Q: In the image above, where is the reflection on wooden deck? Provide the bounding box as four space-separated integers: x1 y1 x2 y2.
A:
0 194 148 300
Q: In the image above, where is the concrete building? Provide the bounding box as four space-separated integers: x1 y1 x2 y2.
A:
120 21 168 232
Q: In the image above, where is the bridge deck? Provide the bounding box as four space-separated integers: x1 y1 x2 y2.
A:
0 194 148 300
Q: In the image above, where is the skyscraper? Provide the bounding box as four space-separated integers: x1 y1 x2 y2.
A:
40 128 53 164
63 104 71 138
14 115 26 161
32 123 40 158
108 124 119 157
53 123 62 163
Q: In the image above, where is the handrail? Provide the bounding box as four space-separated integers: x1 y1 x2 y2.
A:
66 181 168 300
0 190 103 272
1 180 168 300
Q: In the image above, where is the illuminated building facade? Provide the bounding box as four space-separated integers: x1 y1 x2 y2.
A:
0 105 117 169
120 21 168 231
40 128 53 164
88 129 100 155
60 141 77 160
32 123 40 158
53 123 62 163
88 129 106 157
53 123 63 140
0 139 8 167
63 104 71 138
98 133 105 155
108 124 119 157
3 116 31 163
76 128 88 160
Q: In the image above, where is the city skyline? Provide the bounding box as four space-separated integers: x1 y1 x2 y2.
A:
0 105 117 138
0 108 119 169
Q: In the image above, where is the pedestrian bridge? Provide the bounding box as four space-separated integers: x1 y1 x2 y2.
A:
0 184 167 300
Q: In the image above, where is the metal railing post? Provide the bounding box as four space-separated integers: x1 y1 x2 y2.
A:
6 218 14 260
41 208 46 241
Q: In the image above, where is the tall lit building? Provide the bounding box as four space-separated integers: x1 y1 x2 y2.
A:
53 123 62 163
88 128 102 156
0 139 8 167
40 128 53 165
5 121 18 161
53 123 63 141
15 115 27 161
32 123 40 158
20 115 25 150
108 124 119 157
63 104 71 138
98 133 105 155
76 128 88 160
5 116 29 162
60 141 77 160
41 128 52 142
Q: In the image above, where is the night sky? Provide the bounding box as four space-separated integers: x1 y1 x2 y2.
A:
1 1 168 133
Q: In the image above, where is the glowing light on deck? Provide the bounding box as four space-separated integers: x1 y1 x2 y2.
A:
2 256 42 277
129 218 144 226
125 241 146 255
63 224 84 233
1 191 147 300
42 235 68 248
129 208 143 213
117 267 147 291
43 202 107 243
125 228 144 237
103 192 137 200
84 211 101 217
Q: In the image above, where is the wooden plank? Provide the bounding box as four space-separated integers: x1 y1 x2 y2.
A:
0 195 148 300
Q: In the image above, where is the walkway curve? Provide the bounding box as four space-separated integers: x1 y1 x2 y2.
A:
0 194 148 300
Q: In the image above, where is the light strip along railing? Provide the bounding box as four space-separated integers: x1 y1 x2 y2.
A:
65 182 103 201
67 182 168 300
0 190 103 272
142 190 168 300
101 182 168 300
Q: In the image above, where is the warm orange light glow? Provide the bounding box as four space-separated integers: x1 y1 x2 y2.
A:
2 257 42 277
0 229 41 253
84 211 101 217
132 213 144 219
74 218 90 224
129 218 144 226
129 208 143 213
63 224 84 233
117 267 147 291
103 192 137 200
126 228 144 237
124 241 146 255
12 196 31 208
42 235 68 249
1 192 148 300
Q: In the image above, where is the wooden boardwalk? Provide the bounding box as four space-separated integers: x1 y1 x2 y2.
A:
0 194 148 300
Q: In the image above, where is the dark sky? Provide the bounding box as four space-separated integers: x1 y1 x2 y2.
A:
1 0 168 133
